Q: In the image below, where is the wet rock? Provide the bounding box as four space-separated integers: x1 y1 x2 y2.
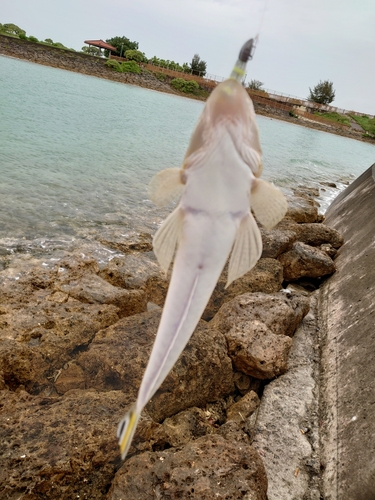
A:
99 232 153 254
284 196 321 223
99 252 169 307
75 309 234 421
278 241 336 281
57 274 147 318
226 390 260 423
211 291 310 338
0 389 132 500
203 259 284 320
260 228 297 258
107 434 268 500
225 320 293 379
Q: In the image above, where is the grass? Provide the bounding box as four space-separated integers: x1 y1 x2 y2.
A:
314 111 351 126
349 114 375 135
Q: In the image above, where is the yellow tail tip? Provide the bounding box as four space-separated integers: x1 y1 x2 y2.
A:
117 406 139 460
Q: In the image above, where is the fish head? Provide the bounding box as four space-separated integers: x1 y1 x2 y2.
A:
184 78 262 177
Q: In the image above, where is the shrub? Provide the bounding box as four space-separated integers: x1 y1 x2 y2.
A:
18 33 27 40
170 78 199 93
105 59 122 71
28 36 39 42
155 72 167 81
124 49 147 63
120 61 141 73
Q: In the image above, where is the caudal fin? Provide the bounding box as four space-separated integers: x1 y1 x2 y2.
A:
117 405 140 460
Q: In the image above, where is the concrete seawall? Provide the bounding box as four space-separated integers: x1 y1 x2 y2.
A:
320 164 375 499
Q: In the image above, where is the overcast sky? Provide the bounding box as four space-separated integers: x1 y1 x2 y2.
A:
2 0 375 114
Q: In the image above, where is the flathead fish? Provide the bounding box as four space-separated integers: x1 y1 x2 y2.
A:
117 38 288 459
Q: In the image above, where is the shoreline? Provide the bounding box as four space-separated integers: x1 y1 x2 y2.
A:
1 34 374 145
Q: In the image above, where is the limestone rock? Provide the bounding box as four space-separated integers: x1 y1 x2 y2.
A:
225 320 293 379
260 228 297 258
75 309 234 421
57 273 147 317
227 390 260 423
278 241 336 281
107 434 268 500
211 291 310 338
284 196 320 223
294 223 344 248
99 231 153 254
203 259 284 320
99 252 170 307
152 407 216 449
0 389 133 500
0 301 119 394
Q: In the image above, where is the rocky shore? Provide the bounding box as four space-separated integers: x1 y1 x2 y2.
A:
1 34 374 144
0 188 345 499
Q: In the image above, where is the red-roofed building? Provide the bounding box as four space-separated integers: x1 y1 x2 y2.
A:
84 39 117 56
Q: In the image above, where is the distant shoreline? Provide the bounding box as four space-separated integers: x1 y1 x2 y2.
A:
1 34 374 145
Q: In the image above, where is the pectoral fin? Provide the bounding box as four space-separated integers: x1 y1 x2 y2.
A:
148 168 184 207
226 212 262 288
153 208 183 272
251 178 288 230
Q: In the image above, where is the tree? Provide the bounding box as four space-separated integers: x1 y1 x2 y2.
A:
308 80 335 105
104 36 138 57
0 23 26 37
190 54 207 77
247 79 264 91
81 45 101 56
124 49 147 63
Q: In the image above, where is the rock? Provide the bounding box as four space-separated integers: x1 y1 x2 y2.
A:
107 434 268 500
284 196 321 223
75 309 234 421
203 259 284 320
152 407 216 449
278 241 336 281
99 232 153 254
0 301 119 394
295 223 344 248
57 274 147 318
211 291 310 338
225 320 293 379
226 390 260 423
260 228 297 258
99 252 170 307
0 389 133 500
320 243 338 258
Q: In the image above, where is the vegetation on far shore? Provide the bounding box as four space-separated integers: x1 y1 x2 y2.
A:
314 111 351 126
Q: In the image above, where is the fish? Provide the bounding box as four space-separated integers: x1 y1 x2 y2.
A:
117 38 288 460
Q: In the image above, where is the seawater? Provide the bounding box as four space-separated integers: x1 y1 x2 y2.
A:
1 55 375 272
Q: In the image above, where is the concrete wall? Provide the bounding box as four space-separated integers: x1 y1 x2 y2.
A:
320 163 375 499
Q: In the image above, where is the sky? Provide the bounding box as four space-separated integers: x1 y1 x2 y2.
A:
2 0 375 115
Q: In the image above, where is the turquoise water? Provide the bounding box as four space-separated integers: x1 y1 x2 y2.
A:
1 55 375 269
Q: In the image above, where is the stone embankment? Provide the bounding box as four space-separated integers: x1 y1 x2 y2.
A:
0 34 177 95
0 188 344 499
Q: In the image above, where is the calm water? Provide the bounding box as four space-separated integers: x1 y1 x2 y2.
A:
1 55 375 272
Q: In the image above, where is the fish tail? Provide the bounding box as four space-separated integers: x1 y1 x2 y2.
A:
117 404 140 460
230 38 256 82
